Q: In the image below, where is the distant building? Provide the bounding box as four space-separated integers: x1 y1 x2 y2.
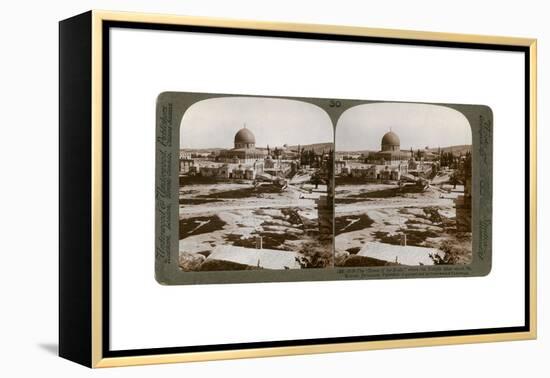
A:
335 130 457 182
218 126 267 163
196 161 264 180
335 159 347 175
264 155 276 169
367 130 412 164
179 158 194 174
418 148 439 161
181 125 307 180
349 163 407 181
336 152 362 160
335 130 412 182
180 150 192 159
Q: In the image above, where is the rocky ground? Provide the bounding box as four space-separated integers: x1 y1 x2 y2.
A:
335 183 472 266
179 180 333 271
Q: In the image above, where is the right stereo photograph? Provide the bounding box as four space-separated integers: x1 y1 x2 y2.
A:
334 102 481 270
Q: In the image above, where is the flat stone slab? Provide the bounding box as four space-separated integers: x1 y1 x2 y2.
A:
207 245 301 270
300 193 321 200
301 184 327 192
358 242 441 266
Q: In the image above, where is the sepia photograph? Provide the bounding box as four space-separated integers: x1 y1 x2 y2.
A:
334 102 473 267
178 97 334 271
156 92 491 283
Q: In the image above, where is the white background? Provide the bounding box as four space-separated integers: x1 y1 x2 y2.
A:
0 0 548 376
110 29 524 350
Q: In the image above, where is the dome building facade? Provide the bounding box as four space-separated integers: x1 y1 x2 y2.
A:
218 125 267 164
369 130 411 163
233 127 256 149
381 131 400 152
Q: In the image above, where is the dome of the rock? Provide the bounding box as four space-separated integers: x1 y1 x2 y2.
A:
381 131 400 151
234 127 256 148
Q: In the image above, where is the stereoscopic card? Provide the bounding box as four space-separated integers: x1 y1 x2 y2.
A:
155 92 492 285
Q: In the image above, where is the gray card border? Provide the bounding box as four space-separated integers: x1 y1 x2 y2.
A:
155 91 492 285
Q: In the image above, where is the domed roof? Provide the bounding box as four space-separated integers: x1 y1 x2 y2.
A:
381 131 400 146
234 127 255 145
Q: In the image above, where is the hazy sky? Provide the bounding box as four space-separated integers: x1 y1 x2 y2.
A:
180 97 333 149
336 102 472 151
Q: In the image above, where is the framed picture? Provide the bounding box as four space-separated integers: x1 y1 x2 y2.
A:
59 10 537 368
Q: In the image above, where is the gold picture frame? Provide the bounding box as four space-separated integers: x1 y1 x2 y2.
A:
59 10 537 368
